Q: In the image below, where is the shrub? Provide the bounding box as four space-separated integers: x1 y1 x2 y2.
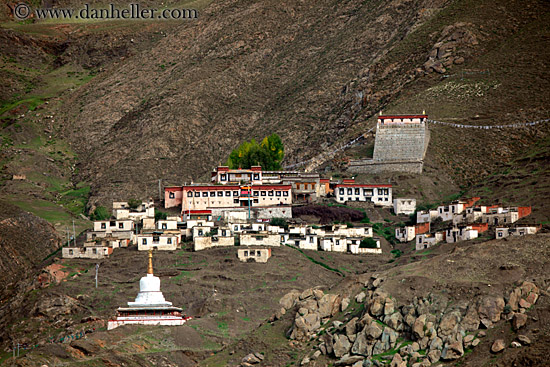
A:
90 206 109 220
127 198 141 210
270 217 288 230
155 209 167 221
226 133 284 170
360 238 378 248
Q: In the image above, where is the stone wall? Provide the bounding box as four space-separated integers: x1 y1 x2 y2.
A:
347 160 424 174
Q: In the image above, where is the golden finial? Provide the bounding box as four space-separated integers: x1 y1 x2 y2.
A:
147 249 154 274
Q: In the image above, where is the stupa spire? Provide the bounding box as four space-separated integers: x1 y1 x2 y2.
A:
147 249 154 274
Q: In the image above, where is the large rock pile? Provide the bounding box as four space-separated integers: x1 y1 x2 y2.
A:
278 277 541 366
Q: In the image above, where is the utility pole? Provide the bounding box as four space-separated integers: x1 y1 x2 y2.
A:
66 227 70 247
158 179 162 201
95 263 100 288
72 220 76 247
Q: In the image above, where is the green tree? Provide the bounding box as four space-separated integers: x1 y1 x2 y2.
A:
227 134 284 170
360 237 378 249
90 206 109 220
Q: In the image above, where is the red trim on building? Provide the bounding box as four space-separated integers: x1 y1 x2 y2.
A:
250 185 292 190
250 166 262 171
216 166 230 171
188 210 212 214
165 186 182 191
471 223 489 233
378 115 428 119
518 206 532 219
183 185 240 191
320 179 330 183
335 184 392 188
415 222 430 235
343 179 356 184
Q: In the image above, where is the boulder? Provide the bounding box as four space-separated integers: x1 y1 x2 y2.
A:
441 340 464 360
412 315 427 339
491 339 505 353
518 298 531 309
335 355 364 366
520 281 539 298
242 353 263 364
512 313 528 331
341 297 350 312
34 295 82 319
511 341 521 348
351 331 371 356
318 294 341 319
372 340 386 355
517 335 531 345
427 349 441 363
507 288 521 311
384 298 395 315
461 306 480 332
300 288 314 300
366 321 383 340
478 296 505 323
471 338 480 347
390 353 405 367
356 292 366 303
429 337 443 351
346 317 358 337
333 335 351 358
313 289 325 300
438 312 460 340
385 312 403 331
370 296 385 316
280 290 300 310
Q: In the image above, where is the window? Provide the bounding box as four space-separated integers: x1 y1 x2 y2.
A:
253 191 259 196
234 225 239 231
384 189 389 195
162 223 167 229
69 249 73 255
217 191 223 197
244 251 248 256
347 188 352 195
261 191 266 196
198 230 203 236
276 191 281 197
234 199 239 204
220 173 227 181
257 251 261 256
336 240 340 246
233 191 239 196
222 230 226 236
268 191 274 196
339 188 344 195
119 223 124 229
93 249 97 254
378 188 383 195
101 223 106 229
110 221 115 226
281 235 285 242
187 192 193 197
167 238 172 244
169 192 175 199
225 191 231 196
142 238 147 244
355 188 360 195
194 192 200 197
283 191 289 196
253 199 259 203
250 250 255 256
210 192 215 197
253 174 260 180
309 236 314 243
202 192 208 197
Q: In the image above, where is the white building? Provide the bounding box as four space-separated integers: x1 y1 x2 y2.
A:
393 198 416 215
237 248 272 263
415 232 445 251
445 226 478 243
335 184 392 206
193 226 234 251
395 226 416 242
495 226 540 239
137 233 179 251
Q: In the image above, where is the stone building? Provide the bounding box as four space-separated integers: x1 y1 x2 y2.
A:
496 225 540 239
348 114 430 174
137 233 179 251
335 184 392 206
237 248 272 263
393 198 416 215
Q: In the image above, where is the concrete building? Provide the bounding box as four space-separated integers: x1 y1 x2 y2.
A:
62 244 113 259
349 239 382 254
393 198 416 215
395 222 430 242
415 232 445 251
211 166 263 185
445 226 479 243
113 200 155 221
417 209 438 224
348 114 430 174
496 225 540 239
193 226 234 251
239 232 281 247
237 248 272 263
335 184 392 206
137 233 179 251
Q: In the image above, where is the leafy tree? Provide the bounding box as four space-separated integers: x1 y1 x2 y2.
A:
227 133 284 170
155 209 167 221
270 217 288 230
359 237 378 249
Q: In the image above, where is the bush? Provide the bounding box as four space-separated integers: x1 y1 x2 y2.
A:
90 206 109 220
345 221 354 228
360 238 378 248
270 217 288 230
155 209 167 221
127 198 141 210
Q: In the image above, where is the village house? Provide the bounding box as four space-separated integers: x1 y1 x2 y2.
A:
445 225 480 243
417 209 438 224
193 226 234 251
211 165 263 185
395 223 430 243
87 219 134 242
480 206 531 226
137 233 179 251
349 239 382 254
495 225 541 239
239 232 281 247
334 184 392 206
393 198 416 215
113 200 155 221
237 248 272 263
415 232 445 251
63 243 113 259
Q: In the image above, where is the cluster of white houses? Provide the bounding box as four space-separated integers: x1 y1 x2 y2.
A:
393 196 539 251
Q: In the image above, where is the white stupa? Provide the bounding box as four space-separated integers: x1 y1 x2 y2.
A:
108 250 189 330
